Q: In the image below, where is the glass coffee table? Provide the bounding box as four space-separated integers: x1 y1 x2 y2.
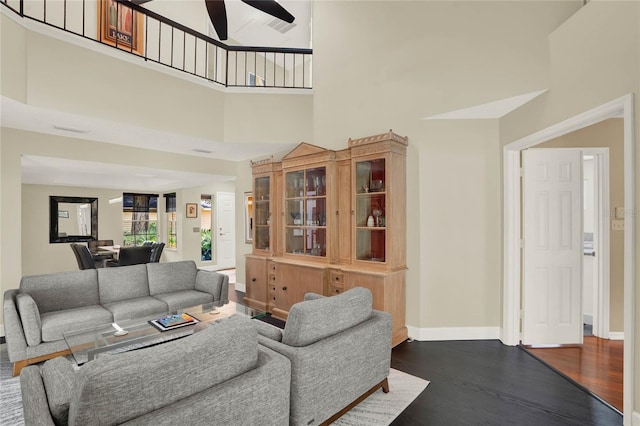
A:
63 301 265 365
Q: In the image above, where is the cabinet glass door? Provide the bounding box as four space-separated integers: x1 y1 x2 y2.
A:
285 167 326 257
254 176 271 251
355 159 386 262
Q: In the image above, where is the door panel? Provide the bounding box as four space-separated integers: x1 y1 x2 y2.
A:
216 192 235 269
522 149 583 345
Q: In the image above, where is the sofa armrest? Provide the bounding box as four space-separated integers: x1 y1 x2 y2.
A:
20 366 56 426
252 320 283 342
3 290 28 363
195 270 229 303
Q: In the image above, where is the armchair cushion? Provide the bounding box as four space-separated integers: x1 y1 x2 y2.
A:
41 357 76 425
16 293 42 346
282 287 373 347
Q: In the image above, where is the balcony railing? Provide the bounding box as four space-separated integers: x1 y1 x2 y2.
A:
1 0 312 89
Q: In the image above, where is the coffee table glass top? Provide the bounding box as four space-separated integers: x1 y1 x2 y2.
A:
63 301 265 365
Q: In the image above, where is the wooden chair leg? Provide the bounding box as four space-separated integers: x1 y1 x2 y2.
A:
381 377 390 393
13 360 28 376
320 377 390 425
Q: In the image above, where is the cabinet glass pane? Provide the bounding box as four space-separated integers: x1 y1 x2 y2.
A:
356 229 385 262
286 170 305 198
284 167 327 257
254 176 270 251
355 158 386 263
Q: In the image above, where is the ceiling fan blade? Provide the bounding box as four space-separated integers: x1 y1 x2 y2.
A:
205 0 228 40
241 0 295 23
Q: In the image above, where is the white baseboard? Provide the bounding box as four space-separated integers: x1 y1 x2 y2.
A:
609 332 624 340
632 410 640 425
234 282 246 293
407 326 501 341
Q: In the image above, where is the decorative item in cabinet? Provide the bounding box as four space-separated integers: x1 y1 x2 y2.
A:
284 166 327 257
253 176 271 251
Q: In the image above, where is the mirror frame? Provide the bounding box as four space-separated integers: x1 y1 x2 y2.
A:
49 196 99 243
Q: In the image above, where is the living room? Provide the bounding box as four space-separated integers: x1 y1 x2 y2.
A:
1 0 639 424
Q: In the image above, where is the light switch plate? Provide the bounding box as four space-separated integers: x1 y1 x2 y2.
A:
611 220 624 231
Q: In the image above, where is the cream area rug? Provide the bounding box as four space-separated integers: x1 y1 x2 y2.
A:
0 344 428 425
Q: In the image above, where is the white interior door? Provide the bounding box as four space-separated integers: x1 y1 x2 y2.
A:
216 192 235 269
522 148 583 345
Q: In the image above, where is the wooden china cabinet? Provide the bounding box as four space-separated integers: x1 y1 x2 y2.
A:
244 131 408 346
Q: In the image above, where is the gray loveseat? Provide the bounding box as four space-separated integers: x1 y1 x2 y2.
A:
3 260 229 375
253 287 393 426
20 315 291 426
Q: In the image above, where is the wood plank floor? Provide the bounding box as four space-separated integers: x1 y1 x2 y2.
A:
523 336 623 412
390 340 622 425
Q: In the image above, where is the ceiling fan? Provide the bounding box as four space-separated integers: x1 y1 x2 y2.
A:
205 0 295 41
131 0 295 41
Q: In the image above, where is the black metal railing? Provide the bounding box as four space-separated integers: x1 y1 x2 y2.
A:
1 0 312 89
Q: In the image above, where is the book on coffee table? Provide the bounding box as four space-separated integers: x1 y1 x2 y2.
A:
149 313 199 331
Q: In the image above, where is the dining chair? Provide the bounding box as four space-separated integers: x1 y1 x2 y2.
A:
87 239 116 267
149 242 165 263
117 245 153 266
70 244 96 270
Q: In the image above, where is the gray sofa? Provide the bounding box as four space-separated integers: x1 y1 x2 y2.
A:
20 315 291 426
3 260 229 375
253 287 393 426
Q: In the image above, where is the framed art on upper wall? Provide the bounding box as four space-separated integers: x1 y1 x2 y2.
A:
98 0 144 55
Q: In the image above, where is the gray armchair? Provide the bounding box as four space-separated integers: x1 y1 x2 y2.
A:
254 287 392 426
20 316 291 425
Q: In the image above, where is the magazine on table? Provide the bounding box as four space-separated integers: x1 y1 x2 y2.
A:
149 312 199 331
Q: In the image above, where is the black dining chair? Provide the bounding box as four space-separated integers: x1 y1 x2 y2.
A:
149 242 165 263
70 244 96 270
87 239 117 267
117 245 153 266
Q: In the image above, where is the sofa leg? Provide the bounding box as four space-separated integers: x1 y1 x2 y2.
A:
320 377 390 425
12 349 73 376
381 377 390 393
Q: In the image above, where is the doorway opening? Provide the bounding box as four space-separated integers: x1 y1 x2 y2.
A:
502 94 635 420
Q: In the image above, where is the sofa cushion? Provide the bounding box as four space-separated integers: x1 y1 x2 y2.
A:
102 296 168 322
15 293 42 346
97 264 150 304
19 270 99 314
152 290 214 311
282 287 373 347
42 357 76 425
40 305 113 342
69 315 259 425
147 261 197 296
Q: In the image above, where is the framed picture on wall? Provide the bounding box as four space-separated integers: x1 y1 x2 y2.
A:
186 203 198 218
244 192 253 243
98 0 144 55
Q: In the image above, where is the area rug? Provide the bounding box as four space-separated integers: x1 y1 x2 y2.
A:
0 344 428 425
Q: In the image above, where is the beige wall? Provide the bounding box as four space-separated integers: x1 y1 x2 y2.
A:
499 0 639 411
538 118 624 332
311 0 582 330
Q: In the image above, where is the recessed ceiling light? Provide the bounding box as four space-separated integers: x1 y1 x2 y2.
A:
192 148 214 154
52 125 89 134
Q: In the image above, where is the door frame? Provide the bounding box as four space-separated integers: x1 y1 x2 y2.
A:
501 94 635 421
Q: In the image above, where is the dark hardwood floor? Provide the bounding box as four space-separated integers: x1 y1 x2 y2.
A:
523 335 623 412
390 340 622 426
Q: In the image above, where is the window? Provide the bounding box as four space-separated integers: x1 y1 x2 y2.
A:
122 193 158 246
165 193 177 248
201 195 212 261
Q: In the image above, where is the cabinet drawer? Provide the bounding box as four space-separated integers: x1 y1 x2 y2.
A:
329 272 344 288
329 284 343 296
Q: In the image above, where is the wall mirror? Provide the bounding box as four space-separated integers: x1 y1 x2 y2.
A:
49 196 99 243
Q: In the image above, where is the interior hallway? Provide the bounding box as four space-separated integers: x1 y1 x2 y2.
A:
523 326 623 412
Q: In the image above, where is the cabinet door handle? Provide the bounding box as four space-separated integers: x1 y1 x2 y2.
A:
282 286 287 291
251 277 256 282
